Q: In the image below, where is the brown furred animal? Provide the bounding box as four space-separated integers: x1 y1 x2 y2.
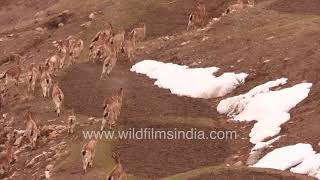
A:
0 142 16 175
101 47 117 79
52 82 64 116
40 64 52 98
70 39 84 65
0 56 22 88
24 111 40 149
107 152 124 180
111 30 125 53
81 139 97 173
223 0 245 16
101 88 123 130
131 23 146 42
67 109 76 134
187 1 207 30
122 34 136 63
28 63 40 92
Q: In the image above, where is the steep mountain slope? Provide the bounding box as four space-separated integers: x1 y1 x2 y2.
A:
0 0 319 179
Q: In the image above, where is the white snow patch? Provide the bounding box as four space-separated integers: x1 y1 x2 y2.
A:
131 60 248 99
252 143 315 171
217 78 312 144
290 153 320 177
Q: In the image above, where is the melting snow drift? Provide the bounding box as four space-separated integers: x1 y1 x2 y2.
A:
217 78 312 144
253 143 320 179
252 144 315 170
131 60 248 98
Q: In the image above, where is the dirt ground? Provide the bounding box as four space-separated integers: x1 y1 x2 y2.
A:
0 0 320 179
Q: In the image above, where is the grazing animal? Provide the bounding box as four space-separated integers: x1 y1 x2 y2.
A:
107 152 124 180
28 63 40 92
223 0 245 16
67 109 76 134
0 56 22 88
52 82 64 116
40 65 52 98
131 23 146 42
24 111 40 149
122 34 136 63
90 23 113 50
101 46 117 79
89 28 114 63
81 139 97 173
70 39 84 65
101 88 123 130
47 40 67 73
0 142 16 175
89 36 115 64
187 1 207 30
111 30 125 53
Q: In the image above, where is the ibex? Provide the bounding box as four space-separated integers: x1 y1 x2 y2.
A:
101 45 117 79
131 23 146 42
107 152 124 180
90 23 113 50
52 82 64 116
81 139 97 173
40 64 52 98
0 142 16 175
69 39 84 65
28 63 40 92
67 109 76 134
222 0 245 16
122 33 136 63
101 88 123 130
111 30 125 53
24 111 40 149
0 55 22 88
187 1 207 30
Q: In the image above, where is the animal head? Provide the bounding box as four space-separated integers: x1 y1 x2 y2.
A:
111 152 121 163
68 109 75 116
24 111 33 122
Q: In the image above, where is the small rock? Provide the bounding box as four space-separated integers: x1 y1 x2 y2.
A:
180 41 190 46
234 161 243 166
163 36 170 41
89 12 96 20
14 136 24 147
232 155 240 160
283 57 291 61
88 117 95 121
61 10 70 15
202 36 209 41
265 36 274 41
58 23 64 27
263 59 271 63
80 21 91 28
237 58 244 63
7 34 14 37
48 131 57 139
190 62 199 67
318 142 320 147
0 168 4 175
35 27 45 34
